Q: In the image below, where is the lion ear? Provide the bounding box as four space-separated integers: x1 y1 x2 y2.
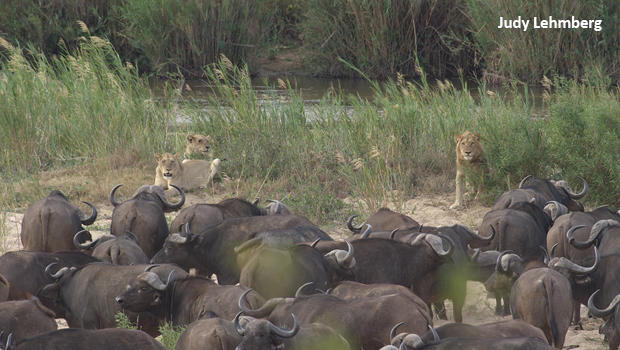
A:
155 153 162 161
454 133 462 144
173 153 180 159
187 134 194 142
474 133 481 141
206 135 211 141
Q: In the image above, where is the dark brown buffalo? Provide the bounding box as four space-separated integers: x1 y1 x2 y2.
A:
2 328 165 350
233 312 350 350
0 297 57 342
115 270 263 325
418 320 547 344
169 198 264 233
314 237 455 321
151 214 318 284
239 288 431 350
347 207 420 235
20 190 97 252
570 219 620 350
480 251 524 315
0 274 8 302
109 184 185 257
175 317 242 350
0 250 98 300
476 201 550 262
510 267 573 347
37 262 186 336
73 230 148 265
493 175 587 212
238 242 355 299
327 281 429 313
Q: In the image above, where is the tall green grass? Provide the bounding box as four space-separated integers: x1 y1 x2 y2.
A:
467 0 619 83
301 0 477 79
0 35 174 182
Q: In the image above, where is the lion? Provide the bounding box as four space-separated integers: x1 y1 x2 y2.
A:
184 133 213 159
154 152 221 191
450 131 485 209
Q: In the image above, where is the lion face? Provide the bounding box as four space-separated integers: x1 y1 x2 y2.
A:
455 131 482 162
155 153 181 180
186 134 212 157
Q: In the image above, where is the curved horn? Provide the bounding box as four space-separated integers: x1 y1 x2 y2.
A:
518 175 532 189
266 199 283 214
109 184 123 207
551 246 599 274
540 245 550 265
340 239 355 267
238 289 286 318
346 215 363 233
565 176 588 199
469 225 495 242
124 231 139 243
269 314 300 338
144 264 160 272
390 229 399 240
429 234 454 257
549 243 558 260
428 324 440 342
139 271 167 291
159 184 185 211
566 225 590 248
295 282 315 298
470 247 481 263
310 238 320 248
80 201 98 225
390 322 405 342
359 224 373 239
5 333 13 350
567 221 619 249
45 263 59 277
252 197 260 206
588 290 620 318
45 264 71 279
495 250 513 273
73 230 97 250
233 311 245 336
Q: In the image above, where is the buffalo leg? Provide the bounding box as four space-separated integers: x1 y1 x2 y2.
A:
433 302 447 320
494 295 503 315
502 295 511 316
571 300 583 330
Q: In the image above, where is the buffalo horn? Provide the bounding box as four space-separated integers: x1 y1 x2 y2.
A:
269 314 300 338
124 231 139 243
558 176 588 200
45 263 72 279
390 322 405 342
588 290 620 318
427 234 454 257
233 311 245 336
346 215 364 233
359 224 373 239
549 243 558 260
73 230 97 250
339 240 355 268
428 324 440 342
294 282 315 298
390 229 399 240
310 238 320 248
569 220 620 248
80 201 98 225
518 175 532 189
5 333 13 350
158 184 185 211
551 246 599 274
470 247 481 263
469 225 495 242
540 246 550 265
144 264 160 272
139 271 167 291
266 199 283 214
252 198 260 206
238 289 286 318
109 184 123 207
495 251 513 273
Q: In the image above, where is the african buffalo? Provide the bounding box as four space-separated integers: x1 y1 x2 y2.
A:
233 312 350 350
239 288 431 350
347 207 420 234
175 317 242 350
510 267 573 347
418 320 547 344
481 251 524 315
110 184 185 257
169 198 264 234
1 328 165 350
115 268 264 325
493 175 587 212
327 281 429 312
37 262 186 336
0 297 57 342
238 241 355 299
151 214 318 284
73 230 148 265
0 250 98 300
20 190 97 252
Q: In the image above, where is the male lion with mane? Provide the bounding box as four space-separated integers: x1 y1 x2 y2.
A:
154 152 221 191
450 130 485 209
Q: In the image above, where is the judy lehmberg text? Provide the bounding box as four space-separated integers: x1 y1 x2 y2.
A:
498 16 602 32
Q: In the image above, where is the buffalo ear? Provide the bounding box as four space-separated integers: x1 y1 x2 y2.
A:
187 134 195 142
155 153 162 161
454 133 462 144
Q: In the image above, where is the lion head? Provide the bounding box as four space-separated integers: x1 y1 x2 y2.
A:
185 133 212 158
155 153 182 180
454 131 483 163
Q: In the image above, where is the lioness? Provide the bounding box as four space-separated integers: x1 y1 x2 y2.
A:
185 133 212 159
154 152 221 191
450 131 485 209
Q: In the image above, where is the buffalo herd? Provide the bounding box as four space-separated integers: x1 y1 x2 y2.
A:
1 176 619 349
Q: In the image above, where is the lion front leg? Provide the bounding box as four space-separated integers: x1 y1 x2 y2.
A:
450 169 465 209
206 158 221 183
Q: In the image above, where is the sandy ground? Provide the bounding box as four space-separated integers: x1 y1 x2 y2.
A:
0 192 607 349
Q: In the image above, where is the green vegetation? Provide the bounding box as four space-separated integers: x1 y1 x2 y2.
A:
0 0 616 81
1 42 618 219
